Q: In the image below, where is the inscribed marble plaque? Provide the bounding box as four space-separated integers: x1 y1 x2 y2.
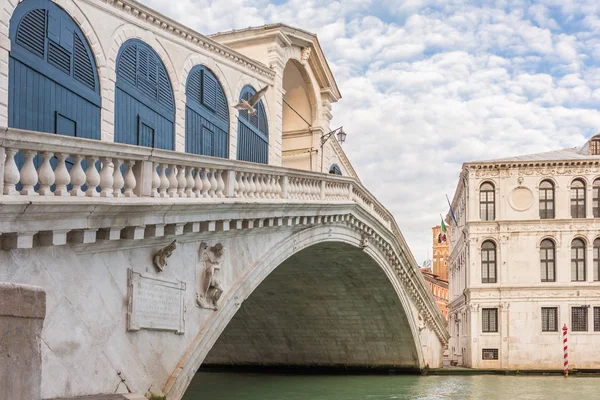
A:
127 269 186 334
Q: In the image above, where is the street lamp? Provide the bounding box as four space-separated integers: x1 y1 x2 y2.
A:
320 126 346 173
320 126 346 147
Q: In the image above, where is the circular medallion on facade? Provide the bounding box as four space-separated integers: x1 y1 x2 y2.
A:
509 186 534 211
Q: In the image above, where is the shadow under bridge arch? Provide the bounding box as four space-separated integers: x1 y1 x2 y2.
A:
203 241 421 371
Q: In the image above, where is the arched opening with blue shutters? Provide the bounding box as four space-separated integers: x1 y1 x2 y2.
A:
329 164 342 175
8 0 101 139
115 39 175 150
237 85 268 164
185 65 229 157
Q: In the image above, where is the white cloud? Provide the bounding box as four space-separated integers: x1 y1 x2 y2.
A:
141 0 600 264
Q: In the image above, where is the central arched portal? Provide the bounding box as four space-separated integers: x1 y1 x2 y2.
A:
203 242 420 369
281 60 317 171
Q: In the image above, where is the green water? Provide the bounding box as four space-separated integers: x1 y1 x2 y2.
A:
183 372 598 400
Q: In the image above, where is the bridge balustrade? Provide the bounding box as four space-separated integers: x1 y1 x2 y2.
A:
0 127 392 228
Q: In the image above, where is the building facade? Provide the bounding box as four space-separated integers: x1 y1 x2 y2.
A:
420 267 449 320
448 136 600 369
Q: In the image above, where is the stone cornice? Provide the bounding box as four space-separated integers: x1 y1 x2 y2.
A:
466 159 600 174
98 0 275 79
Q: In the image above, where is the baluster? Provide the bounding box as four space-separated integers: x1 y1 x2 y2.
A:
3 148 20 195
168 164 178 198
123 160 136 197
233 172 240 198
151 162 160 198
69 155 86 196
99 157 114 197
238 172 246 198
249 174 257 198
85 156 100 197
287 178 294 199
216 169 225 198
54 153 70 196
274 176 282 198
112 158 124 197
208 168 217 197
266 175 274 199
193 168 202 197
37 151 55 196
201 167 210 197
185 167 195 198
299 179 306 199
159 163 169 198
20 150 38 195
256 175 264 198
177 165 187 198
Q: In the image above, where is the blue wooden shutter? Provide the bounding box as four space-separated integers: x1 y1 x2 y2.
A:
114 39 175 150
73 34 94 90
9 0 101 141
117 44 137 87
185 65 229 158
138 117 155 148
15 8 45 58
202 71 217 111
202 126 213 155
237 85 268 164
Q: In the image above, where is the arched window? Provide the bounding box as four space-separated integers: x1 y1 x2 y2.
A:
593 179 600 218
480 182 495 221
237 85 268 164
571 238 586 282
9 0 100 139
539 180 555 219
540 239 555 282
594 238 600 281
115 39 174 150
185 65 228 157
570 179 586 218
481 240 496 283
329 164 342 175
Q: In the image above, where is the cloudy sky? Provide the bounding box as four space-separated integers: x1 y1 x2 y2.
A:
142 0 600 264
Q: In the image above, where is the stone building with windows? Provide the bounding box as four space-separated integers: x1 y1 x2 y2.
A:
447 135 600 369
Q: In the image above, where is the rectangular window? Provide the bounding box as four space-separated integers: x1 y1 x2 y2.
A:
482 348 498 360
572 307 588 332
482 308 498 333
594 307 600 332
541 307 558 332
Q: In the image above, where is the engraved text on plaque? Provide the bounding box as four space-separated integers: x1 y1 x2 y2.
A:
127 269 186 334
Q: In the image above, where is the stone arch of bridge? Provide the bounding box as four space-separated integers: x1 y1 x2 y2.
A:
164 223 425 400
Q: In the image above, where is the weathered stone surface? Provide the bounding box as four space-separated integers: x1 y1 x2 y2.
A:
0 283 46 400
127 269 186 334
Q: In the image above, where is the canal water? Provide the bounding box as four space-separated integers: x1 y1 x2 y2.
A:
183 372 599 399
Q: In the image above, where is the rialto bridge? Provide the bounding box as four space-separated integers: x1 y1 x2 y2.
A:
0 1 449 399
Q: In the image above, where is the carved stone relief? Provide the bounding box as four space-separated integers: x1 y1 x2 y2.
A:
196 242 225 310
153 240 176 272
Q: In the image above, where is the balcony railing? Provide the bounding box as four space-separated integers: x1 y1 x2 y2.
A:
0 128 391 227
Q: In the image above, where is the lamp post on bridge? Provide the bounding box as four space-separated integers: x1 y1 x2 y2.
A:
320 126 347 173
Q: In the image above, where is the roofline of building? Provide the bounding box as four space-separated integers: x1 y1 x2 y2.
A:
209 23 342 101
99 0 275 79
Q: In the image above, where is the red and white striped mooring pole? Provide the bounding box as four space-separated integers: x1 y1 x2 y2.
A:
563 324 568 377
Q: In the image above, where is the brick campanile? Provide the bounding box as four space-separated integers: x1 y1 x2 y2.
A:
432 225 449 281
